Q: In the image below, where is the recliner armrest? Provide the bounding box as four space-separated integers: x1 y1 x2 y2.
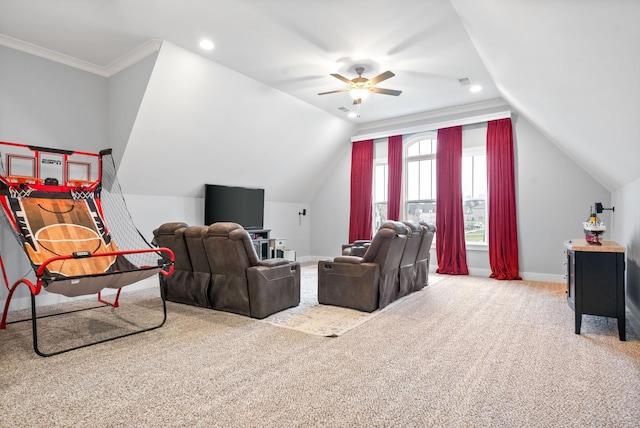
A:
258 258 290 268
317 261 380 312
247 262 301 319
333 256 364 264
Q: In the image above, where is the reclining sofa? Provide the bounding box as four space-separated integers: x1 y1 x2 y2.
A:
318 220 435 312
153 222 300 319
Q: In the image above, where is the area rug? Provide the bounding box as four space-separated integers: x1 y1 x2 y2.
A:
260 263 444 337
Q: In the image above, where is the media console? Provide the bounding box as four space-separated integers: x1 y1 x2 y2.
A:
247 229 291 261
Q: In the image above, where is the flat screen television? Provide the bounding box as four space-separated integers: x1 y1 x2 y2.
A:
204 184 265 230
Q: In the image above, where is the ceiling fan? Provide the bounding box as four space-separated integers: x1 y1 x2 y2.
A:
318 66 402 105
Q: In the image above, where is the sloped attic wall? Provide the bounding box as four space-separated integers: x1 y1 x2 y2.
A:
117 41 354 203
451 0 640 191
108 52 159 169
115 42 354 253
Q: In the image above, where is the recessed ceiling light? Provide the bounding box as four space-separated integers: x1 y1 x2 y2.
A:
199 39 214 50
348 112 357 118
470 85 482 92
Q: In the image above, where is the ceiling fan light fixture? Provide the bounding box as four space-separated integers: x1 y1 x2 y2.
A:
350 88 370 100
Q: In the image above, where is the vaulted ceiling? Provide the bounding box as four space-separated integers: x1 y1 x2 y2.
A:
1 0 638 191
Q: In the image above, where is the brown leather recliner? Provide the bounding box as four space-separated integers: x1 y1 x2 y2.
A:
202 222 301 319
152 222 212 307
415 222 436 290
183 225 215 307
398 221 423 298
317 221 409 312
341 240 371 257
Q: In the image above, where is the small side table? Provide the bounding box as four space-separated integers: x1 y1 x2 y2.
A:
564 239 626 340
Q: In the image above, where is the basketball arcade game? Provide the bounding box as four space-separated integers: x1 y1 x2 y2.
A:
0 141 174 356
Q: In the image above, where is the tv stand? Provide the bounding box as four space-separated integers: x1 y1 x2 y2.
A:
246 229 293 261
247 229 270 239
248 229 271 260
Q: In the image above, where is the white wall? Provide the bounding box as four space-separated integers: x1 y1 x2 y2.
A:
112 41 354 260
108 51 158 168
612 177 640 323
310 143 351 258
117 41 354 203
126 194 311 260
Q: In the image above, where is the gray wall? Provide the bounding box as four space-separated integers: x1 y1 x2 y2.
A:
0 46 107 152
0 46 109 308
514 115 611 279
612 178 640 324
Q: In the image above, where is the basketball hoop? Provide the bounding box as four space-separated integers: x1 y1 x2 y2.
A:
9 185 34 199
70 187 94 201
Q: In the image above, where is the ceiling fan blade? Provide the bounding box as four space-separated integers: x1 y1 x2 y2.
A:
318 89 350 95
368 71 395 85
370 87 402 96
330 73 354 84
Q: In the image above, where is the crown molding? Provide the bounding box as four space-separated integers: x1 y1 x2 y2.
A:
0 34 162 77
351 98 511 142
104 39 163 76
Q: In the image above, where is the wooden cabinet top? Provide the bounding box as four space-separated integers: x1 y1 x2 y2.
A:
564 239 625 253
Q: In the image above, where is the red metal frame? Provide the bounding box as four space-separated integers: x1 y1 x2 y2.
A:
0 247 174 330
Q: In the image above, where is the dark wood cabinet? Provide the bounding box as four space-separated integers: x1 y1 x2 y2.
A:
565 239 626 340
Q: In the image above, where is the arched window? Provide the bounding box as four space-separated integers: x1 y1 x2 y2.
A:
373 141 388 231
404 134 437 226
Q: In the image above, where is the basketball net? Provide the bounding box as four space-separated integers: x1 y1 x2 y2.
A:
70 187 94 201
8 185 34 199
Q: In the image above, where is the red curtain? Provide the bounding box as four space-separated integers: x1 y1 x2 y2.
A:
387 135 403 221
487 118 521 280
348 139 374 243
435 126 468 275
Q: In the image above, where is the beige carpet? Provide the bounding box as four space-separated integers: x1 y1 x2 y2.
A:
1 273 639 427
261 264 444 336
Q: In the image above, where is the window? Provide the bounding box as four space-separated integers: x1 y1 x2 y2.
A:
405 136 437 226
373 146 388 231
462 151 487 243
371 130 487 245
